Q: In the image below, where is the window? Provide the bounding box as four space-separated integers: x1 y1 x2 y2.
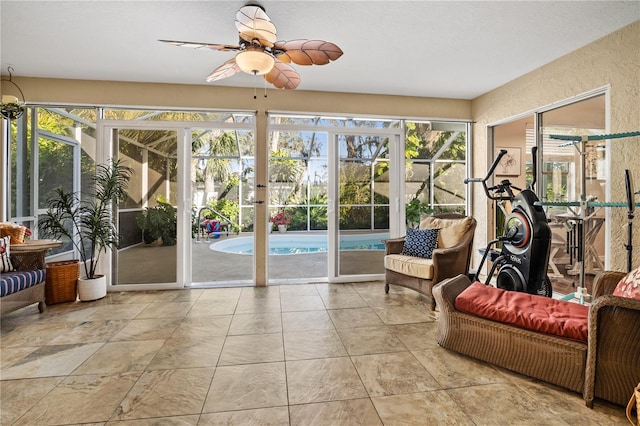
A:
405 121 468 215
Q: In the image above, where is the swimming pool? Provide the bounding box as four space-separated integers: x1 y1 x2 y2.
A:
210 233 389 255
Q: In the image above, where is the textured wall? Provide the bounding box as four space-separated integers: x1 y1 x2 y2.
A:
471 20 640 271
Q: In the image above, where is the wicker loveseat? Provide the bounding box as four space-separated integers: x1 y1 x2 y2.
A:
433 272 640 408
384 214 476 309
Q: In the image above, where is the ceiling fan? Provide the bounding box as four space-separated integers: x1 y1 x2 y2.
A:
159 4 343 90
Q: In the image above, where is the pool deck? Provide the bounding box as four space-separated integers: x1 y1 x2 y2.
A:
117 232 386 286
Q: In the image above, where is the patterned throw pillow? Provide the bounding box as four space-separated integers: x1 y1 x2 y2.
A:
0 235 15 272
613 266 640 300
402 228 440 259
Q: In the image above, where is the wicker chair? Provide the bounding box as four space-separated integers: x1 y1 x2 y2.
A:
585 271 640 408
383 213 476 309
433 272 640 407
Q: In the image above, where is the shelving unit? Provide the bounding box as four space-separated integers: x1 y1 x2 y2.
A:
538 131 640 298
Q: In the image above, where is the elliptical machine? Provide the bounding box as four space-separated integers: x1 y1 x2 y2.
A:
465 147 553 297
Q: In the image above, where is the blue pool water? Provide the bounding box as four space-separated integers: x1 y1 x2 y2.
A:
210 233 388 255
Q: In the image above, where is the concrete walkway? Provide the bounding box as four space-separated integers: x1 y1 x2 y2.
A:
117 233 385 286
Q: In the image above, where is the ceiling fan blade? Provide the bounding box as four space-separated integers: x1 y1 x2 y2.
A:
159 39 241 52
273 40 343 66
264 60 301 90
206 58 241 82
235 5 277 47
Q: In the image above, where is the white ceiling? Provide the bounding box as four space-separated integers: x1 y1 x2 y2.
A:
1 1 639 100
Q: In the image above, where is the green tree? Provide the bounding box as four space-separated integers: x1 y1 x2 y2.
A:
269 149 304 207
404 123 466 212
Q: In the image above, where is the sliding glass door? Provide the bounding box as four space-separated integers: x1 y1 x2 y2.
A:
540 95 607 276
97 123 183 289
99 116 256 290
488 91 608 290
333 133 390 278
115 128 179 286
191 126 255 285
267 125 329 283
265 115 468 283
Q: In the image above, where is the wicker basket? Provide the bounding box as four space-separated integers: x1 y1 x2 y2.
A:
45 260 80 304
0 224 26 244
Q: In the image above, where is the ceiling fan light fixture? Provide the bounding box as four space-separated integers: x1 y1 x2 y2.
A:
161 4 342 90
236 47 275 75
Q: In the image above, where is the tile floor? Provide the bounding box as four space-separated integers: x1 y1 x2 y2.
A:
0 282 627 425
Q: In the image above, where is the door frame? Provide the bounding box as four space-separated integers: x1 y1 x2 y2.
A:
487 86 610 269
97 118 255 291
328 129 403 282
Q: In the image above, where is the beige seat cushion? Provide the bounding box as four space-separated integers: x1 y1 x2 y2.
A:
419 216 473 248
384 254 434 279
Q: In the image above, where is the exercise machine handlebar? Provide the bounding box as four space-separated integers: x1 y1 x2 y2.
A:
464 149 515 201
464 149 507 185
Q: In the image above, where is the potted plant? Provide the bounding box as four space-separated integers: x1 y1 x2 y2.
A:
0 100 25 120
38 158 133 301
136 196 177 246
1 68 27 120
406 197 433 228
270 211 291 233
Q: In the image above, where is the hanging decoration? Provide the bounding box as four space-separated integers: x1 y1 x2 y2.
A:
1 67 26 120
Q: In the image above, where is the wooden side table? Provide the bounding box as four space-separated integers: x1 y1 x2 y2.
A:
10 240 62 270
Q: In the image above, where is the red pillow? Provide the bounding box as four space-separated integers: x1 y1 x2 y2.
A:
613 267 640 300
455 282 589 342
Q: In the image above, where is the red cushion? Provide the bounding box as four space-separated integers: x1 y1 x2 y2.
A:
455 282 589 343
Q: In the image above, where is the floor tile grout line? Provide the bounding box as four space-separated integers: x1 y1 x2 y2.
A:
278 299 293 424
5 375 67 426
